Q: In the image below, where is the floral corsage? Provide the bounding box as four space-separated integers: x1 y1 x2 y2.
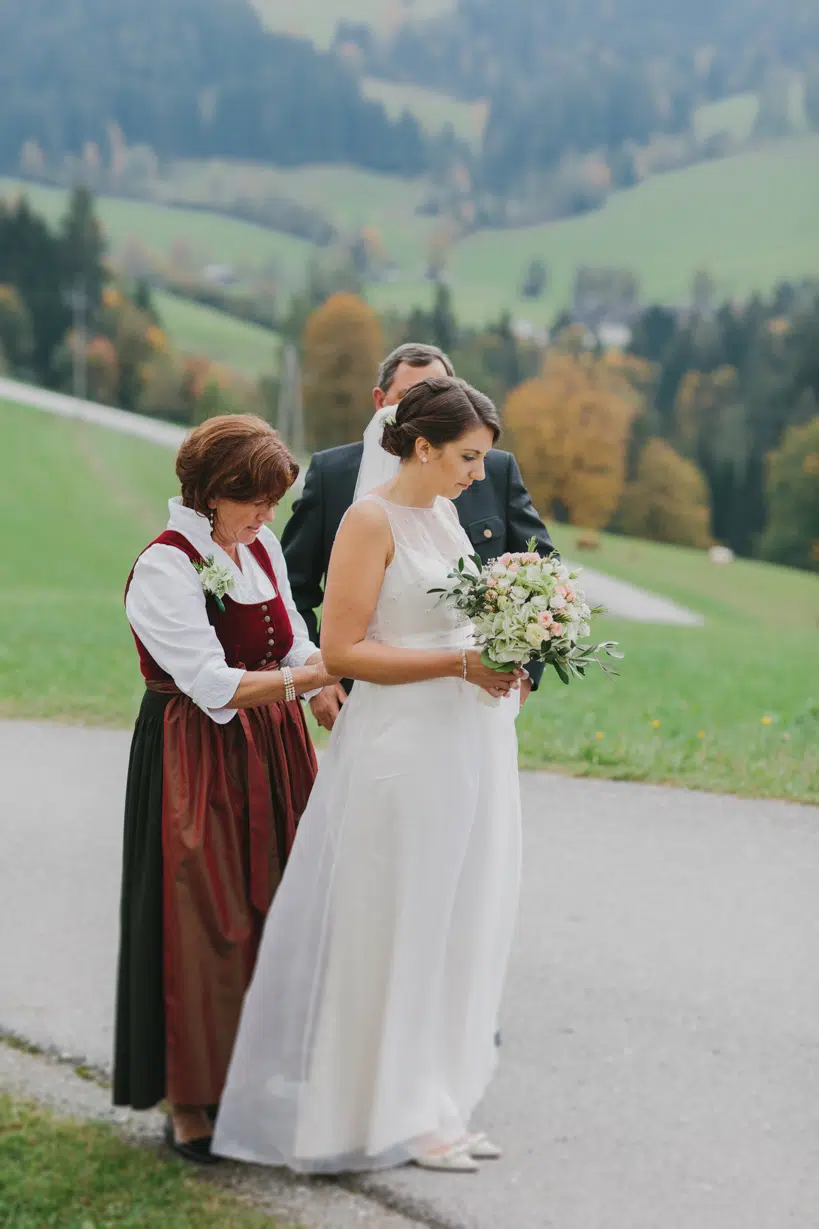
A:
192 555 234 612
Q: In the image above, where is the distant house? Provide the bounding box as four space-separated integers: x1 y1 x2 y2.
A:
596 320 632 349
568 310 634 350
511 318 549 345
202 264 238 286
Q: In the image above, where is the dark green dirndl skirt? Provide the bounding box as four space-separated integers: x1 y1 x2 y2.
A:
113 690 170 1110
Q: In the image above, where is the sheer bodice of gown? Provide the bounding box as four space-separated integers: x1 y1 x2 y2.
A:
361 493 476 650
212 494 522 1173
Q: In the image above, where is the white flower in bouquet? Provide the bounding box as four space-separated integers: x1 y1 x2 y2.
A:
430 539 623 686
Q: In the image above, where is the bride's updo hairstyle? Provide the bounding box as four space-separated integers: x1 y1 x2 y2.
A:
380 376 501 460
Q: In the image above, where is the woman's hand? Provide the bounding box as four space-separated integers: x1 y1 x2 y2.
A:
303 658 341 696
309 683 348 731
464 651 526 698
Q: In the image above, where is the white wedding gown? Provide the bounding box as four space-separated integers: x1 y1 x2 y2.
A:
212 493 522 1173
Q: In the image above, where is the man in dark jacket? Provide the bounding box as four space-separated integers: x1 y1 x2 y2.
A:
282 342 557 730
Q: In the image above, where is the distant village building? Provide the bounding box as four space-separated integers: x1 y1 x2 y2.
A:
202 263 237 286
511 319 549 345
596 320 632 349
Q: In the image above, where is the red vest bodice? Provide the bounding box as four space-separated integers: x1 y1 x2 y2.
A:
125 530 295 684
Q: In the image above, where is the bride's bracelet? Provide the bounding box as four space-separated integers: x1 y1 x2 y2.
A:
460 648 468 681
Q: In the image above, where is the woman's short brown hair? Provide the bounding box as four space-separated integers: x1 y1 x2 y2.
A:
176 415 299 513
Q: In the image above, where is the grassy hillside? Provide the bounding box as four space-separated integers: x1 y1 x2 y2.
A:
0 178 313 285
6 133 819 332
153 291 281 379
1 179 292 374
250 0 453 47
0 401 297 726
371 136 819 324
164 160 435 272
693 78 807 143
361 78 487 145
2 399 817 802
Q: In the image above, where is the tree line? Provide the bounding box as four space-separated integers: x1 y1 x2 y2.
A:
300 285 819 574
0 0 426 177
345 0 819 201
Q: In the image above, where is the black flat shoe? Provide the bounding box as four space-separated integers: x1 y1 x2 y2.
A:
163 1117 219 1166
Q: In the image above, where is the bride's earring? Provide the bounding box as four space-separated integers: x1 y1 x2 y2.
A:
208 507 216 530
421 456 428 464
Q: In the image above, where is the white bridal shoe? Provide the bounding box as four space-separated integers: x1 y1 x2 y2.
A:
462 1132 503 1160
411 1132 503 1171
412 1142 480 1173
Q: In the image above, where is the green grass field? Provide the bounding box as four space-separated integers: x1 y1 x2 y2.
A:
250 0 453 47
518 524 819 801
165 158 436 272
361 77 487 145
0 166 433 302
0 402 300 727
153 290 281 379
693 78 807 144
371 135 819 324
0 1094 286 1228
2 400 817 802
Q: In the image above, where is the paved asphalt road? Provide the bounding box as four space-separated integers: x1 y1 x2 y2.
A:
2 718 817 1229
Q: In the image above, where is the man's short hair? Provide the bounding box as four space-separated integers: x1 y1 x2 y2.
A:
377 342 455 394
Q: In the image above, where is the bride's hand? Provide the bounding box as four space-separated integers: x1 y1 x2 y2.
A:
463 652 526 698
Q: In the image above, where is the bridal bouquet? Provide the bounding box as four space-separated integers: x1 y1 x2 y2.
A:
431 540 622 685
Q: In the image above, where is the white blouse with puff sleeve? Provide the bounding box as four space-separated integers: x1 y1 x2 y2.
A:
126 498 319 725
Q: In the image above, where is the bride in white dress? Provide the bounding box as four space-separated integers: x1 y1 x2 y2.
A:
212 376 524 1174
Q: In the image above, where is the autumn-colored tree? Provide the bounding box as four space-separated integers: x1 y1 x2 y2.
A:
599 349 656 407
182 354 222 403
503 348 638 529
145 324 168 354
759 416 819 571
85 335 119 404
616 438 712 548
137 351 189 422
301 292 383 450
53 330 118 403
101 296 155 411
0 285 34 371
